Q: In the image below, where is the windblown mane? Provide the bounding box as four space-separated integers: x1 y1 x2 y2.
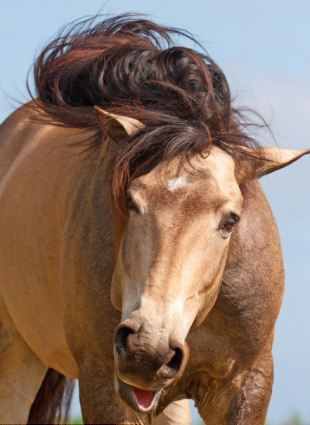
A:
29 13 263 214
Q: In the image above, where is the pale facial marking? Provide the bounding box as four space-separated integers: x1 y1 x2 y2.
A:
168 176 188 192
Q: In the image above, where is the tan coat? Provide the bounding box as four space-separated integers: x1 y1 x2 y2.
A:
0 105 308 424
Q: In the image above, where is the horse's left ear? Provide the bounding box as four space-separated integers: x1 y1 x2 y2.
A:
237 147 310 181
94 106 144 138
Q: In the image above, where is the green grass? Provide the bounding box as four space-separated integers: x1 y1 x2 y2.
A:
70 417 84 425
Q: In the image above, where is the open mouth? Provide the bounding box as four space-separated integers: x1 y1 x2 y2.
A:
116 377 162 413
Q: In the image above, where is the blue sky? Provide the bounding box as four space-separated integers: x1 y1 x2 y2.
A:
1 1 309 423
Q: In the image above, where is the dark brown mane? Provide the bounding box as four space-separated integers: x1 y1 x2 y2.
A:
29 13 264 214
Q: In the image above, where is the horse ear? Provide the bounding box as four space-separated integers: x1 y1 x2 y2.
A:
94 106 144 138
237 147 310 181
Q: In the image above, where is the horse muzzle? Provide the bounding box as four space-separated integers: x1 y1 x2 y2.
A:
113 320 188 412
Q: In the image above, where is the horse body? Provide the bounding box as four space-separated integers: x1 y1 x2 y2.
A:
0 13 309 425
0 105 285 424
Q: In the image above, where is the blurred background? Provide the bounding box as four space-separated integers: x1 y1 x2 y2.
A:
1 1 309 424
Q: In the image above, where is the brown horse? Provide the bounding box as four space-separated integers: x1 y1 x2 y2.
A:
0 14 309 425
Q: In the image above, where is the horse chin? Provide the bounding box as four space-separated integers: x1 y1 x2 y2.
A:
115 376 162 413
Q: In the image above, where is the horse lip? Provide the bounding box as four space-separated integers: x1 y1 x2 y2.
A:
115 376 162 413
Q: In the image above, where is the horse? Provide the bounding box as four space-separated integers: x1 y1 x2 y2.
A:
0 13 309 425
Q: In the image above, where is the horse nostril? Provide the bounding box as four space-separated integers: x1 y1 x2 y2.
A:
166 347 184 372
114 325 135 354
157 346 185 379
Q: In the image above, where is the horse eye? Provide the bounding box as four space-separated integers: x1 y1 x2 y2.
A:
127 195 140 214
220 213 240 236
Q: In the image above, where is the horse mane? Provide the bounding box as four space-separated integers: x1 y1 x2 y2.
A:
28 13 265 215
27 369 74 424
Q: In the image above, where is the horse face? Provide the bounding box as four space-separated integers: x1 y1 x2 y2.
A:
111 146 243 412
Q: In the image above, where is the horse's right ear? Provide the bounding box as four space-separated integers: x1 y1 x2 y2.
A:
94 106 144 139
237 147 310 182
